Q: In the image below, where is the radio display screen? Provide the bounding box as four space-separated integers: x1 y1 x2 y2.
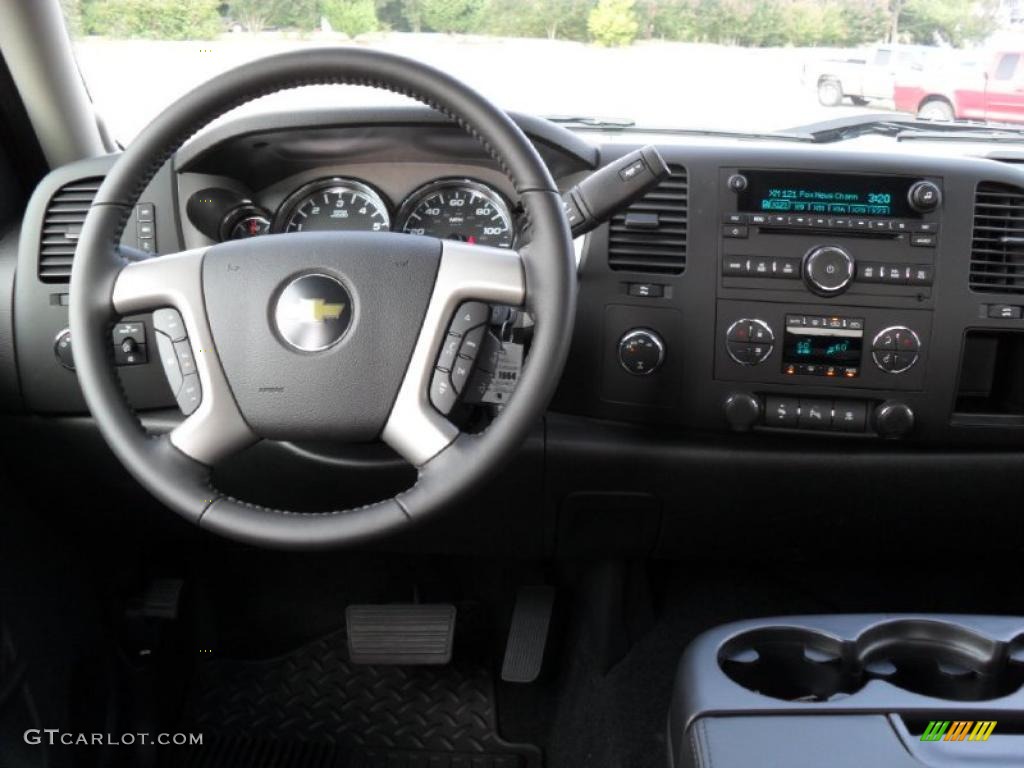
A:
738 171 920 218
783 318 864 377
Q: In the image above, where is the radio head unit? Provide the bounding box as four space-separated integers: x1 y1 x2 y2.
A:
737 170 923 219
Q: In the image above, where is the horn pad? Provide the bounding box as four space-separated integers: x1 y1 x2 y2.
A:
202 231 441 441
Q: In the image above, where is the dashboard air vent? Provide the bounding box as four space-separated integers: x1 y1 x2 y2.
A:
970 181 1024 294
39 177 103 282
608 164 687 275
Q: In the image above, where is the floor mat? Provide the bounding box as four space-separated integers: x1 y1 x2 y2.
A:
166 621 541 768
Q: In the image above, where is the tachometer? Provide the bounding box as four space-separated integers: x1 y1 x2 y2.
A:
398 180 515 248
277 179 390 233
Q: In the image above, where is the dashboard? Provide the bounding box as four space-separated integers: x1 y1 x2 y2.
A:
12 107 1024 455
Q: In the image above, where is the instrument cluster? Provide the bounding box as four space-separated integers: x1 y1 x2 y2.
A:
188 176 517 249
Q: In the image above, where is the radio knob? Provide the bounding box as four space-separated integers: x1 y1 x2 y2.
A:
907 180 941 213
618 328 665 375
803 246 854 296
727 173 748 192
874 401 915 439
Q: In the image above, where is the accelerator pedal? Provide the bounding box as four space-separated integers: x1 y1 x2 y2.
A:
501 586 555 683
345 604 456 665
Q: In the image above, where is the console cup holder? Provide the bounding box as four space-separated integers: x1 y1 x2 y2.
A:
719 628 857 702
719 621 1024 703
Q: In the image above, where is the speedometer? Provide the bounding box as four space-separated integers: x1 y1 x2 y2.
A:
277 178 390 233
398 180 515 248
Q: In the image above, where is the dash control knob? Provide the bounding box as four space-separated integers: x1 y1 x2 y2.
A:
803 245 854 296
907 180 942 213
871 326 921 374
874 401 915 439
618 328 665 375
726 319 774 365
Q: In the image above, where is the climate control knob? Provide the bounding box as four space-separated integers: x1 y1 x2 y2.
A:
726 319 774 365
803 246 854 296
871 326 921 374
618 328 665 375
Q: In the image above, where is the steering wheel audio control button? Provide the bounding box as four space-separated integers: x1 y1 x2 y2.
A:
429 368 457 414
449 302 490 336
450 357 474 394
176 374 202 416
155 331 184 396
174 340 197 375
153 307 187 342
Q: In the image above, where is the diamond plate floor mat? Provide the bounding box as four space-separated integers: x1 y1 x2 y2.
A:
163 620 541 768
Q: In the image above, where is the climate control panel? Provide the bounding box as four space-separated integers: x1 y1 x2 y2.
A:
716 300 930 392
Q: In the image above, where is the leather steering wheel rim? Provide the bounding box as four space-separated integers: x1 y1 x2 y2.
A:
70 48 576 549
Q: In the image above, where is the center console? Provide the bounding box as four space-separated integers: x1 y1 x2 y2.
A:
715 168 941 437
561 144 1024 448
669 615 1024 768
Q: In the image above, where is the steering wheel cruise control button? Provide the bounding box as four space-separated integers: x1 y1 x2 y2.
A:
458 326 486 360
153 308 186 342
176 373 202 416
437 334 461 370
449 302 490 336
450 357 473 394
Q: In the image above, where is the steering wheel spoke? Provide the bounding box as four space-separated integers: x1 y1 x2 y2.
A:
382 240 525 466
112 248 256 465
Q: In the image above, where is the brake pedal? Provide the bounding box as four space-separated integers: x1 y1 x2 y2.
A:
346 604 456 665
501 586 555 683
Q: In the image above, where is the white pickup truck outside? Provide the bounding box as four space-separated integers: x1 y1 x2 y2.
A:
803 45 939 107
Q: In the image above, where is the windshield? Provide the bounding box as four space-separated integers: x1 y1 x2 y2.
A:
60 0 1016 144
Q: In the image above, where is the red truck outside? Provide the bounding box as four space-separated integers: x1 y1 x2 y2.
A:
894 52 1024 124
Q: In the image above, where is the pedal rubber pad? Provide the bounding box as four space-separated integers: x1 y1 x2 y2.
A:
501 586 555 683
346 604 456 665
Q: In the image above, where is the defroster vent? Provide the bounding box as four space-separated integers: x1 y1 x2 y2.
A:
971 181 1024 294
608 164 687 274
39 177 103 282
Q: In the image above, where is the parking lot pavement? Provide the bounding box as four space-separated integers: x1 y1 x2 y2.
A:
71 33 884 143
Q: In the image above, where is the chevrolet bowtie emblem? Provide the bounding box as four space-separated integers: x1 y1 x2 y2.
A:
295 298 346 323
274 274 353 352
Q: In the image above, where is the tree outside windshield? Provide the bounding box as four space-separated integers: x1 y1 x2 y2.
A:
61 0 1019 143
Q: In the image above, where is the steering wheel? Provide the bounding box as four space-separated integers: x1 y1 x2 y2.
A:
70 49 576 549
